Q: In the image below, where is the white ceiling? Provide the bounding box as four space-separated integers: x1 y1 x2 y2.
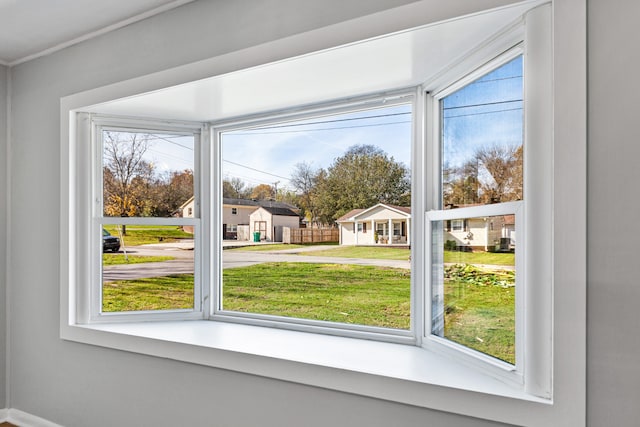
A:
81 2 539 123
0 0 194 65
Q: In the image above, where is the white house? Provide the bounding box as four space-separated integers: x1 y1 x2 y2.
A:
180 197 299 240
337 204 411 246
444 214 515 252
249 206 301 242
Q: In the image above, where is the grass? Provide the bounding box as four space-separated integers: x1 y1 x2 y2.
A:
103 225 193 246
442 264 515 364
443 250 514 266
300 246 410 261
222 262 411 329
102 254 175 265
101 254 514 361
103 274 194 312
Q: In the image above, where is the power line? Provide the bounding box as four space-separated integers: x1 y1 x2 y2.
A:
224 120 411 136
474 75 522 84
145 148 193 167
148 134 194 150
443 99 522 111
444 107 523 119
223 159 291 181
245 111 411 130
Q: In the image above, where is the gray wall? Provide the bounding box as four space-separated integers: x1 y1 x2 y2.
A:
5 0 514 426
6 0 640 426
0 64 7 409
587 1 640 425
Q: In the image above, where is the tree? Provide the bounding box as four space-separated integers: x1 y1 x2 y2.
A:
315 145 410 223
291 162 320 227
443 160 480 205
103 131 154 221
476 145 522 203
223 177 251 199
250 183 275 200
150 169 194 217
444 144 522 206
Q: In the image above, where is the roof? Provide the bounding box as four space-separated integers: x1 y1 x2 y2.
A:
336 203 411 222
179 196 195 210
336 208 366 222
223 198 298 210
254 206 300 217
179 196 298 211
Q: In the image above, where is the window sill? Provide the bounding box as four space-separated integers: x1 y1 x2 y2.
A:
62 320 549 425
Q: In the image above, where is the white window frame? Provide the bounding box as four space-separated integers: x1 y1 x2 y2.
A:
79 115 209 324
59 2 586 425
421 44 539 391
211 91 417 342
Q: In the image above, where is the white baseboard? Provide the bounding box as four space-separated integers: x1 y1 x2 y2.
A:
4 409 63 427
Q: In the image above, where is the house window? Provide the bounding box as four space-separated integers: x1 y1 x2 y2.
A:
92 122 202 319
231 208 237 215
426 49 530 377
218 99 413 333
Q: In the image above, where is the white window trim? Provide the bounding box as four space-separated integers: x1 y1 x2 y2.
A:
59 1 586 425
427 201 525 386
209 90 417 343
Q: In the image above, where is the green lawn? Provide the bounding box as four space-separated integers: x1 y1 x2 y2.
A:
301 246 410 260
443 250 514 266
103 274 194 312
292 245 513 265
103 225 193 246
222 262 411 329
102 253 175 265
442 264 515 364
101 258 515 362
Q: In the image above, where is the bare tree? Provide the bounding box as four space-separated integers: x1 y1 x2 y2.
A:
223 177 251 199
476 145 522 203
103 131 153 233
444 144 522 206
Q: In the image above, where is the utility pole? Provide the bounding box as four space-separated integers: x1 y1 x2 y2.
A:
273 181 280 200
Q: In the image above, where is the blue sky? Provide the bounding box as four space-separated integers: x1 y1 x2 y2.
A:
442 56 523 170
221 104 413 192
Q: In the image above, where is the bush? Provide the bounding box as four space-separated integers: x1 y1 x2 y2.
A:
444 240 457 251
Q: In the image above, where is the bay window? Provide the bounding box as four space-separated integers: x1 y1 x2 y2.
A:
60 2 585 425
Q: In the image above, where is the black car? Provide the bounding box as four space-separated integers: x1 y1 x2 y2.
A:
102 229 121 252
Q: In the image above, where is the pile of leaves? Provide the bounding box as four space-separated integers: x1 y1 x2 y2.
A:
444 264 515 288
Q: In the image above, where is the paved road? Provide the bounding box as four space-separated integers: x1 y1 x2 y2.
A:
103 244 194 281
103 244 410 281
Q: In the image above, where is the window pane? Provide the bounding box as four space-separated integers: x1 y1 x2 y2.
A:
441 56 523 207
220 103 412 330
431 214 516 364
102 130 195 218
101 224 195 312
